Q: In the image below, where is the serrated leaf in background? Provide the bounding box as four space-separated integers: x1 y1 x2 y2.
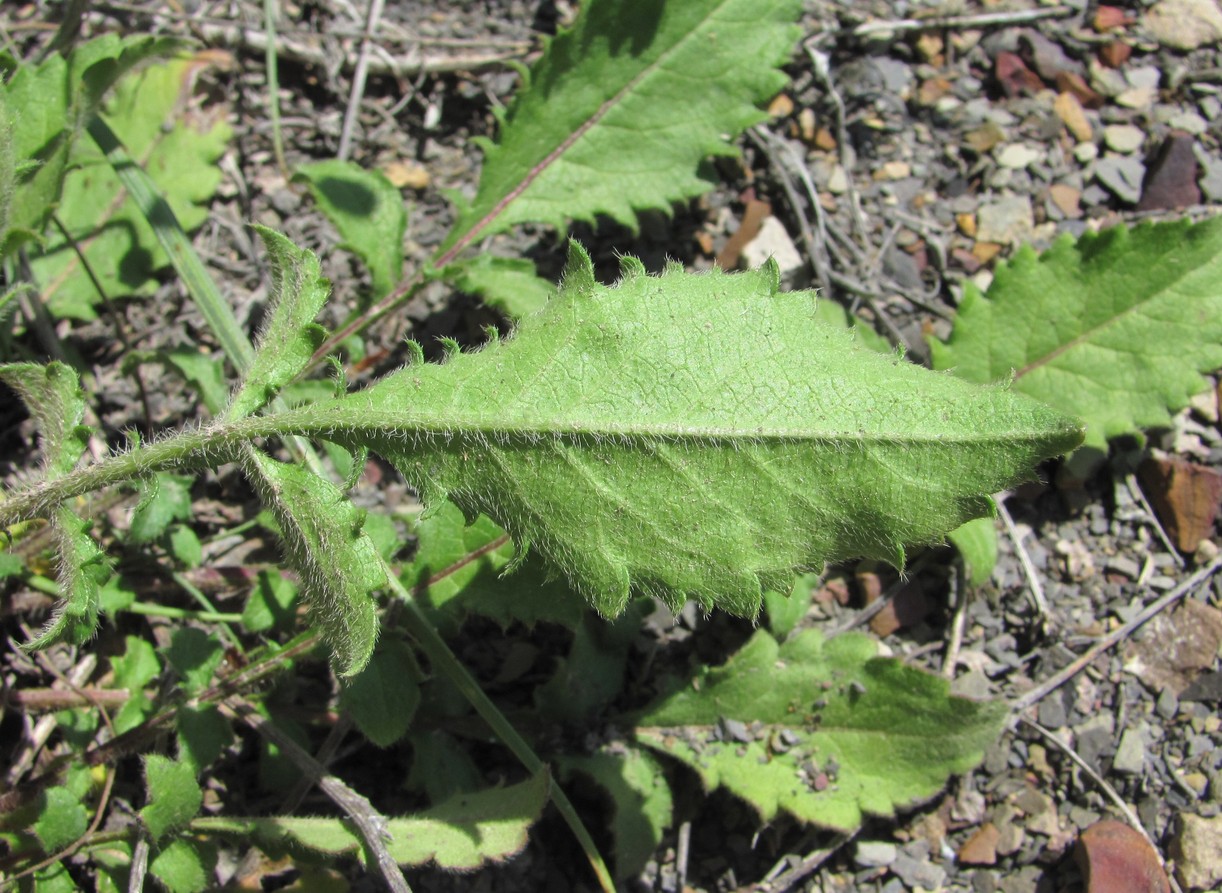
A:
226 228 330 421
558 750 673 881
141 755 203 841
242 570 299 634
439 0 802 254
196 771 549 870
149 837 215 893
295 160 406 300
0 35 179 256
406 729 484 805
27 53 231 320
323 244 1082 619
243 450 386 675
931 217 1222 450
408 500 583 630
441 255 556 319
634 630 1006 830
339 637 421 747
163 627 224 694
33 787 88 853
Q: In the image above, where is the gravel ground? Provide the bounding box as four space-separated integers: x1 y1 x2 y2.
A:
3 1 1222 891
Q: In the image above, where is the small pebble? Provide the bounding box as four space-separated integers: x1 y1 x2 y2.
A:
854 841 898 868
1095 155 1146 203
1103 124 1145 154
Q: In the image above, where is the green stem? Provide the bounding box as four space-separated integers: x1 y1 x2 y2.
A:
386 571 616 893
124 601 244 624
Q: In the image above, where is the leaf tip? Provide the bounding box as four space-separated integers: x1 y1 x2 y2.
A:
562 240 596 291
616 254 647 281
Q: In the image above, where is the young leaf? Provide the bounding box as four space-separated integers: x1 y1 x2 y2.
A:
762 572 819 639
317 243 1083 619
931 217 1222 449
194 771 550 870
128 473 194 543
176 705 233 773
339 637 421 747
439 0 803 254
440 255 556 319
163 627 225 694
148 838 215 893
295 160 407 299
242 450 386 675
141 755 203 841
225 227 330 421
633 630 1006 830
28 509 109 648
33 787 88 853
948 516 998 588
558 750 673 881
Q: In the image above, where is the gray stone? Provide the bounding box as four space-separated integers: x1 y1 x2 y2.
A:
1103 124 1146 154
741 217 807 288
1158 687 1180 719
1143 0 1222 50
1196 149 1222 203
975 195 1034 245
1113 726 1148 774
854 840 898 868
1169 110 1208 135
1095 155 1147 204
1038 694 1068 729
1171 813 1222 891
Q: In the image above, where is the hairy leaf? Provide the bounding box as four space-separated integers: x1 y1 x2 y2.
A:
931 217 1222 449
227 227 330 420
242 450 385 675
141 755 202 842
439 0 802 253
149 838 215 893
193 771 549 870
634 630 1006 829
33 787 88 853
295 160 406 299
339 638 421 747
314 243 1082 618
441 255 556 319
948 517 998 587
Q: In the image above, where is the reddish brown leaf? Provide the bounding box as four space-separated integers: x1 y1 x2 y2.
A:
1138 132 1202 212
1075 820 1170 893
1138 454 1222 551
716 198 772 270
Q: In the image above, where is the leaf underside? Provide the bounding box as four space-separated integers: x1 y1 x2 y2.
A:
440 0 803 251
635 630 1006 830
305 242 1082 619
932 217 1222 449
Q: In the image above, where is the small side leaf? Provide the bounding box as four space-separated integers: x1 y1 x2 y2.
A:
243 450 386 675
25 509 108 648
295 160 406 299
163 627 225 695
226 228 330 421
148 838 215 893
948 517 999 588
633 629 1006 831
0 362 91 479
33 787 89 853
762 572 819 640
141 755 203 842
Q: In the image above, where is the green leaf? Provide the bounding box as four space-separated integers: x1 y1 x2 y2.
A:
176 705 233 773
339 637 421 747
129 473 194 543
27 55 231 320
314 243 1082 619
931 217 1222 449
295 160 406 299
633 629 1006 830
33 787 88 853
166 524 203 568
31 863 78 893
441 255 555 319
110 636 162 734
762 572 819 640
0 35 179 255
406 730 483 804
948 517 998 588
195 771 549 870
534 601 649 723
226 228 330 421
558 750 672 881
141 755 203 841
0 362 91 480
242 570 299 634
408 500 583 630
163 627 225 694
27 509 109 648
242 450 386 675
440 0 802 252
149 838 215 893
